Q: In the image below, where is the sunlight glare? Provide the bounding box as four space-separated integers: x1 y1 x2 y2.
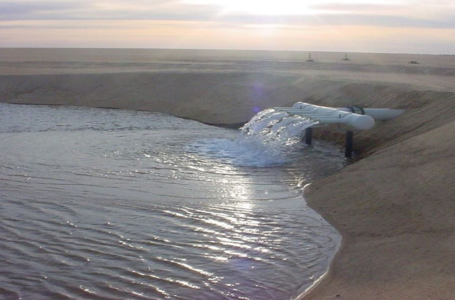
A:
183 0 405 15
184 0 313 15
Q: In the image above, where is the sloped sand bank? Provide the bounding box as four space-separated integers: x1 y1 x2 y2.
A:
300 89 455 300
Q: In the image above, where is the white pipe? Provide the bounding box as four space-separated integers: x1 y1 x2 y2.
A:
354 108 404 120
274 102 404 130
274 103 373 130
291 102 405 120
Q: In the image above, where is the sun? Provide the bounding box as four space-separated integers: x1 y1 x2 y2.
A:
184 0 314 15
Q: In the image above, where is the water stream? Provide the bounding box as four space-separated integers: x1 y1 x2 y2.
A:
0 103 344 300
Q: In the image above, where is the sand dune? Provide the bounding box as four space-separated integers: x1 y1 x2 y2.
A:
1 48 455 300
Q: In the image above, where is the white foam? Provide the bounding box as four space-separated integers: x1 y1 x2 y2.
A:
190 109 318 167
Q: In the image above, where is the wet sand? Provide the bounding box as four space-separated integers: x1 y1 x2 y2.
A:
1 48 455 299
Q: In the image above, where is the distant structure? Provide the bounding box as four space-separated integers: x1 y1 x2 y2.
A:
343 53 350 61
306 53 315 62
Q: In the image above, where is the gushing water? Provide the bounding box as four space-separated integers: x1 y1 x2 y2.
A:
189 109 318 168
240 108 318 142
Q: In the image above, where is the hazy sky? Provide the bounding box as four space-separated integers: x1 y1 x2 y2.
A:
1 0 454 54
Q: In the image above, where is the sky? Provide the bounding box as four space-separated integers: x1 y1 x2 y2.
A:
0 0 454 54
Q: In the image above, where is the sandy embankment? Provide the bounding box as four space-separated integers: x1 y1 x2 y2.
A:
1 49 455 300
300 91 455 300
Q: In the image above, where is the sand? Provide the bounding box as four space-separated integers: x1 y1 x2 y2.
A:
1 48 455 299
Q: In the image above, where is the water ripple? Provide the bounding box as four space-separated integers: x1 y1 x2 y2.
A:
0 103 344 299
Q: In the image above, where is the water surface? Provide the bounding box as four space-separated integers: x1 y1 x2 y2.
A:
0 103 344 300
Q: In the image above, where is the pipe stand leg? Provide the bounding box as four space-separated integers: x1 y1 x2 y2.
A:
305 128 313 145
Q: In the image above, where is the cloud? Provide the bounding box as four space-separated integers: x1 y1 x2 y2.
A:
0 0 221 21
309 3 405 13
1 0 454 30
0 1 87 18
213 13 455 30
316 14 455 29
0 0 454 53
